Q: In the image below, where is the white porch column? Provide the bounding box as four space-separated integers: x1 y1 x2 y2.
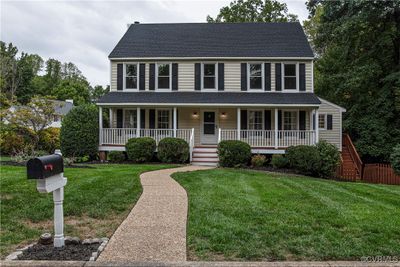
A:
315 108 319 144
99 107 103 145
137 107 141 137
274 108 278 149
109 108 113 128
173 107 177 137
237 108 241 140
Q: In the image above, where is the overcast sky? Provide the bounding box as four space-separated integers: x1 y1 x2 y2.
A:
1 0 309 87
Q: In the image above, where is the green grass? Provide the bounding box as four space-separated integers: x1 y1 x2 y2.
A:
0 163 176 258
173 168 400 261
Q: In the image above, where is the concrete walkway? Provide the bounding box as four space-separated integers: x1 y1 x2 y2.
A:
97 165 213 263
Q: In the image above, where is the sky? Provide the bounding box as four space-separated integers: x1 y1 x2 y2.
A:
1 0 309 87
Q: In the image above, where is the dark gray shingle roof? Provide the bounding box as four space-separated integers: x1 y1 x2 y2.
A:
109 23 314 58
97 92 320 106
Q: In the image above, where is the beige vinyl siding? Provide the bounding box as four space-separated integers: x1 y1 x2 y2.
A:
178 62 194 91
177 107 201 145
110 62 118 91
305 61 312 92
224 63 241 91
318 99 343 150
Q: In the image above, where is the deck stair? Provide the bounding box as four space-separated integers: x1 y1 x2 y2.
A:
192 146 219 167
338 134 363 180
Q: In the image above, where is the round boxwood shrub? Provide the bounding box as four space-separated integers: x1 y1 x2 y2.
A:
316 141 340 178
286 145 321 176
125 137 156 163
157 137 189 163
390 144 400 175
38 127 60 153
218 140 251 167
271 154 289 169
108 151 126 162
60 104 98 158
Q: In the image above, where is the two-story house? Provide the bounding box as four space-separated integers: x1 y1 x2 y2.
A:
97 22 346 166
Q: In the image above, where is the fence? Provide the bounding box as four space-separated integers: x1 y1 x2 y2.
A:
362 164 400 185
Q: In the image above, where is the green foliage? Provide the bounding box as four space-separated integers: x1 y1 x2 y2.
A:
0 124 36 155
316 141 340 178
271 154 288 169
218 140 251 167
251 154 266 167
38 127 60 153
207 0 297 22
52 79 91 106
60 104 98 158
390 144 400 175
125 137 156 163
108 151 126 163
157 137 189 163
286 145 321 176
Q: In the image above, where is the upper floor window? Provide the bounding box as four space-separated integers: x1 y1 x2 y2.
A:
157 110 170 129
202 63 217 89
248 63 263 90
157 63 171 90
283 111 298 130
124 63 138 90
283 63 297 90
248 110 263 130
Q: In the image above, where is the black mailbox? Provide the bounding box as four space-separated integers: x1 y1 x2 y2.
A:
27 154 64 179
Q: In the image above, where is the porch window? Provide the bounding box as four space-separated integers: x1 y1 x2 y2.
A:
202 63 216 89
157 110 170 129
283 63 297 90
249 63 263 90
319 113 327 130
157 64 171 89
283 111 297 130
248 111 263 130
125 64 138 89
125 110 137 128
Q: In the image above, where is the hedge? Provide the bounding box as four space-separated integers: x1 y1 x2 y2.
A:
218 140 251 167
158 137 189 163
125 137 156 163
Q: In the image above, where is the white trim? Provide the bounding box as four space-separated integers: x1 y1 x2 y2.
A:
97 103 321 107
201 62 218 91
281 62 299 92
123 63 139 91
318 97 346 112
237 108 241 141
251 148 286 154
99 146 126 152
110 57 315 60
155 63 172 91
318 113 327 130
247 63 264 91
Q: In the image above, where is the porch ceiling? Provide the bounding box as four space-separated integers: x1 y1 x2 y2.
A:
97 92 321 107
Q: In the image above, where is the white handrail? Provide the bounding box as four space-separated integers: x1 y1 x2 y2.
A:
189 128 194 162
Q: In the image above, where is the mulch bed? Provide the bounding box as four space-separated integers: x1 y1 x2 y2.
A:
17 243 100 261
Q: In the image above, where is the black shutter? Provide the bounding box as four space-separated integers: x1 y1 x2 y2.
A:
194 63 201 90
275 63 282 91
218 63 224 91
278 110 282 130
140 109 145 128
264 63 271 91
176 110 179 129
149 64 155 91
117 64 123 91
299 63 306 91
299 111 306 130
241 63 247 91
264 110 271 130
240 110 247 130
116 109 123 128
327 114 333 130
313 113 316 130
139 63 145 90
172 63 178 91
149 109 155 128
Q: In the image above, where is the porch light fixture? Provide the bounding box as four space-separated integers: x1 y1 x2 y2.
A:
192 112 199 119
220 112 227 119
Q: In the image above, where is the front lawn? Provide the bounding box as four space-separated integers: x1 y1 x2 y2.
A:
0 163 175 258
173 168 400 261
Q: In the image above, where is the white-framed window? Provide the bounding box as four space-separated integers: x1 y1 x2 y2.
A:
319 113 327 130
248 110 263 130
157 110 170 129
283 111 298 130
282 63 298 90
124 110 137 128
156 63 171 90
202 63 217 90
124 63 139 90
248 63 264 90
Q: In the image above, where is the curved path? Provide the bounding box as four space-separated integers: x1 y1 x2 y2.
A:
97 165 213 263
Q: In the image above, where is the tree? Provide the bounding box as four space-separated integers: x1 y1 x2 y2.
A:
305 0 400 162
90 85 110 102
0 42 19 102
52 78 91 105
207 0 298 23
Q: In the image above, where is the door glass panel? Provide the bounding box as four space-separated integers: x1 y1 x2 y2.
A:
204 124 215 134
203 112 215 134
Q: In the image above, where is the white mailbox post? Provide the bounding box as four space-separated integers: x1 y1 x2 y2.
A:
27 150 67 248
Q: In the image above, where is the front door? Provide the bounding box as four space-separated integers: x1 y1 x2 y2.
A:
201 111 218 144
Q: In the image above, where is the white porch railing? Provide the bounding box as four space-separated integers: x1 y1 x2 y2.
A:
218 129 316 148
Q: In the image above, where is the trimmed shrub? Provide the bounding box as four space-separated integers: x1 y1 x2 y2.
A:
390 144 400 175
125 137 156 163
38 127 60 153
108 151 126 162
60 104 98 158
316 141 340 178
251 154 266 167
218 140 251 167
158 138 189 163
0 124 35 155
286 145 321 176
271 154 289 169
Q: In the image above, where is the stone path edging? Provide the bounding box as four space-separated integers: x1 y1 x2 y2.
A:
97 165 213 263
